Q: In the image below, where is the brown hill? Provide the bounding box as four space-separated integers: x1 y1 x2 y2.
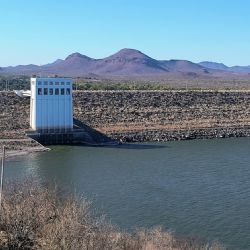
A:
1 48 249 78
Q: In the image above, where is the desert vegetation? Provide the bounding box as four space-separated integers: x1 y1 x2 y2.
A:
73 78 250 91
1 75 250 91
0 76 29 91
0 180 224 250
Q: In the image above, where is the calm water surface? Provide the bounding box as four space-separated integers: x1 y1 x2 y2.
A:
5 138 250 250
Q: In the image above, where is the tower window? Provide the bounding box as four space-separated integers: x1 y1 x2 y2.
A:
55 88 59 95
66 88 71 95
38 88 42 95
61 88 65 95
44 88 48 95
49 88 53 95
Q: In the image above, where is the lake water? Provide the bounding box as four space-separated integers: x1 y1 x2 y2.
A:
4 138 250 249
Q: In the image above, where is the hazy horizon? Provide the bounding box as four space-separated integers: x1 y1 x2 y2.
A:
1 0 250 67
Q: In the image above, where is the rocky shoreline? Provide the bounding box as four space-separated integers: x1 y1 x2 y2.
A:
73 90 250 142
1 90 250 148
109 126 250 142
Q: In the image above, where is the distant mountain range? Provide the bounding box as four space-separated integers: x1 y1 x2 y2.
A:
1 48 250 78
199 61 250 73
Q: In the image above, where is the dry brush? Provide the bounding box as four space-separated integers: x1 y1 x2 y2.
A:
0 180 224 250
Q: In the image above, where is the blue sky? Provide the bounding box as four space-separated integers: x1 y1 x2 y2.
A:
1 0 250 66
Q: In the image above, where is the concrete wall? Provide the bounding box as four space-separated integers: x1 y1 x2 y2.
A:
1 90 250 141
31 78 73 131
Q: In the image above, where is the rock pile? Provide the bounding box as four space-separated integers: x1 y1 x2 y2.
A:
0 92 29 139
73 90 250 141
1 90 250 142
